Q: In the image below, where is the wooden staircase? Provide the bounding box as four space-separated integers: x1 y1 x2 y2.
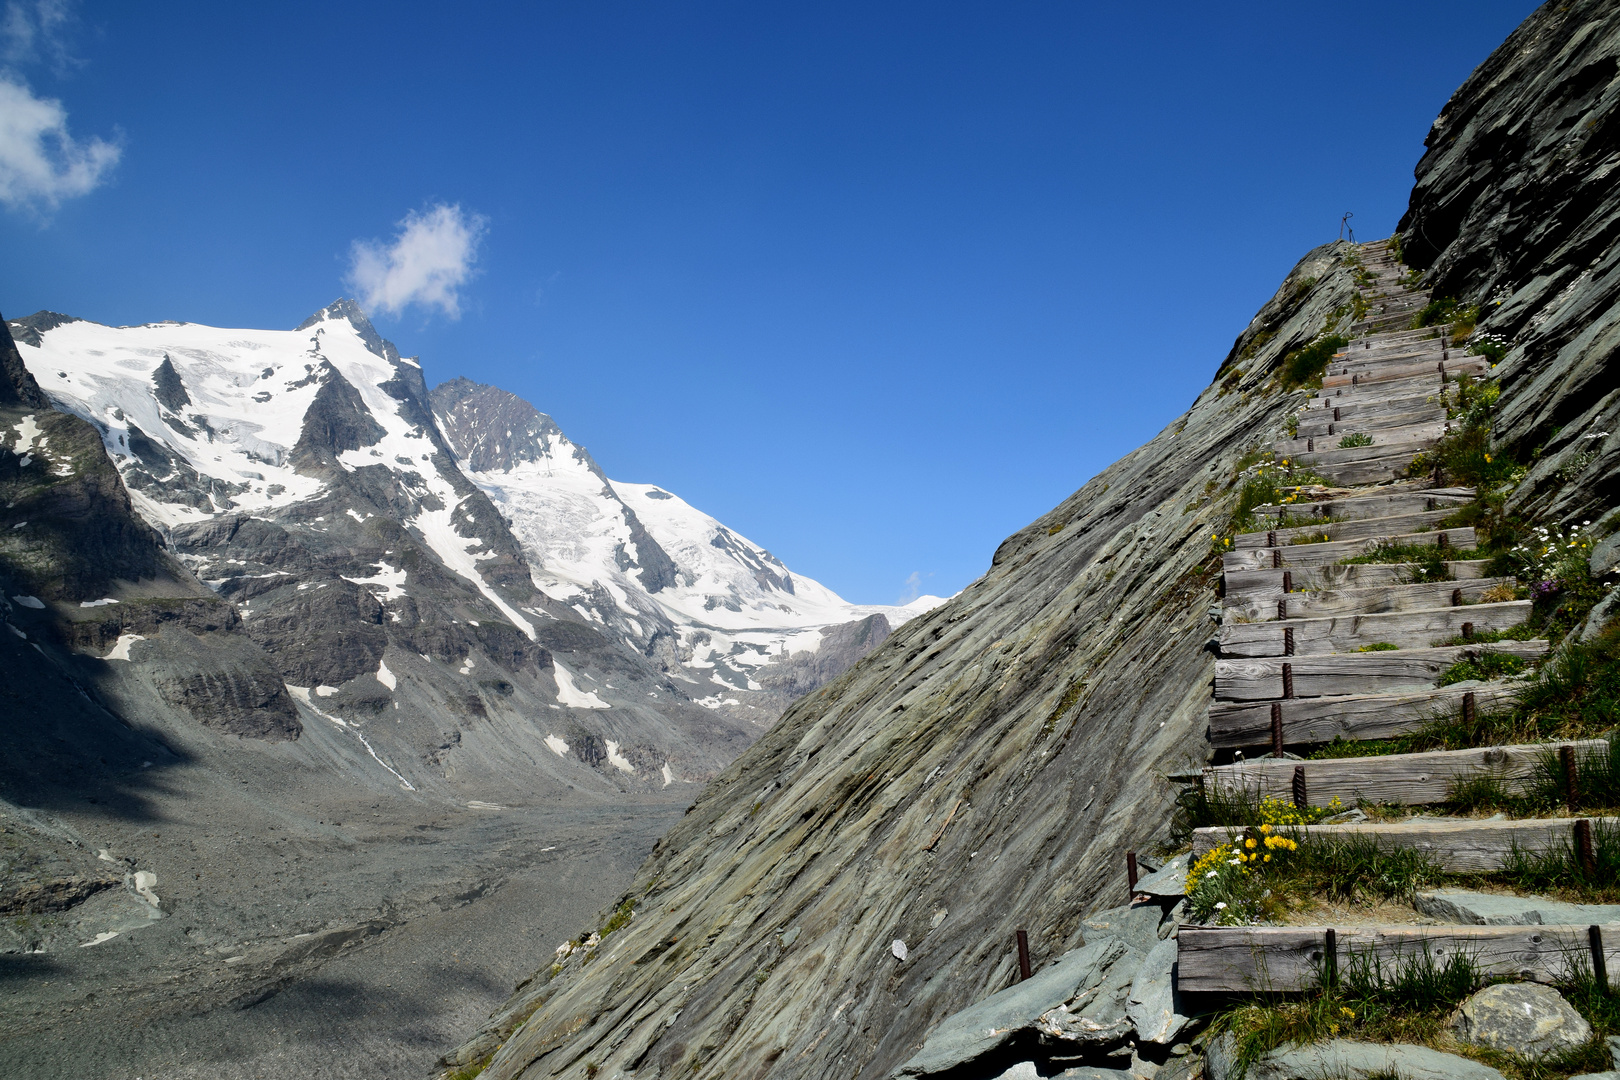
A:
1175 238 1619 994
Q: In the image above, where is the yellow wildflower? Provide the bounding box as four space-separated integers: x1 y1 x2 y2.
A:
1245 838 1257 849
1263 854 1271 862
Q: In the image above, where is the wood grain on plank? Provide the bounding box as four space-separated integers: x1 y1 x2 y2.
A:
1251 490 1473 523
1223 561 1490 603
1235 509 1463 549
1214 640 1547 701
1206 683 1518 748
1177 924 1620 993
1218 600 1531 658
1189 817 1619 871
1202 739 1603 806
1222 529 1476 572
1223 577 1517 623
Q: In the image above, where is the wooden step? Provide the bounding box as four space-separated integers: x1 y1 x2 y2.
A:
1222 528 1475 572
1177 924 1619 994
1207 683 1518 748
1324 357 1488 390
1296 406 1444 440
1223 577 1517 623
1214 640 1549 700
1236 510 1460 549
1331 346 1450 373
1250 490 1472 524
1223 560 1491 602
1202 738 1601 805
1312 383 1446 413
1309 452 1426 487
1190 817 1620 870
1283 427 1451 466
1219 601 1531 658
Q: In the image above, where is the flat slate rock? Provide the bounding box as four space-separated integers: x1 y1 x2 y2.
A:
1450 983 1593 1056
1133 855 1188 899
1207 1036 1507 1080
1127 937 1189 1045
1084 902 1172 954
889 936 1131 1078
1416 888 1620 926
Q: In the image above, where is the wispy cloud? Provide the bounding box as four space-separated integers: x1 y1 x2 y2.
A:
4 0 80 73
0 73 119 214
898 571 933 605
347 203 488 319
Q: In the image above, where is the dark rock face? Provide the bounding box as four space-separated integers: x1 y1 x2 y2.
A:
752 613 890 706
1396 0 1620 524
291 362 389 469
150 355 191 412
447 245 1360 1080
431 376 572 473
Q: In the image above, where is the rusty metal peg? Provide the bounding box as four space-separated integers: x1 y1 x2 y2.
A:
1292 765 1308 810
1271 701 1284 759
1272 549 1282 570
1564 745 1581 812
1282 571 1293 594
1282 662 1295 699
1576 819 1597 879
1451 588 1463 607
1017 929 1033 981
1462 691 1476 727
1126 851 1139 891
1284 627 1295 656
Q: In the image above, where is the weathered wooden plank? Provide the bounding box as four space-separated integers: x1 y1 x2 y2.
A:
1222 529 1476 572
1207 683 1519 748
1275 422 1447 460
1214 640 1549 701
1219 601 1531 658
1323 357 1486 388
1300 393 1445 421
1190 817 1620 870
1310 453 1426 487
1250 490 1473 523
1223 577 1517 623
1314 372 1450 404
1177 924 1620 994
1330 347 1444 372
1202 739 1602 806
1223 560 1491 602
1297 406 1444 440
1235 509 1458 549
1294 432 1441 467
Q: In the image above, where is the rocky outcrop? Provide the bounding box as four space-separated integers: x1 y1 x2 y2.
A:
443 242 1360 1079
1396 0 1620 524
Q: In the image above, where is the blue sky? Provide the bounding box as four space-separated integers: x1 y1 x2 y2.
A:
0 1 1539 605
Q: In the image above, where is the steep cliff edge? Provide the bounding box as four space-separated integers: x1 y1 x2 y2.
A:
442 245 1360 1079
1397 0 1620 525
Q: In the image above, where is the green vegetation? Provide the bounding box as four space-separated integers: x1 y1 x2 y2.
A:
1442 736 1620 821
1430 624 1540 648
1437 650 1530 685
1339 543 1468 584
1288 531 1333 546
1338 432 1375 448
1278 335 1351 390
1213 945 1487 1080
1499 816 1620 902
1173 784 1341 838
1411 297 1480 340
1356 642 1400 652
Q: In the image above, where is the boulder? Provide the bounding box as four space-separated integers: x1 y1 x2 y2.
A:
1128 937 1190 1045
889 936 1130 1078
1449 983 1593 1057
1416 888 1620 926
1084 902 1172 954
1207 1035 1507 1080
1134 855 1188 899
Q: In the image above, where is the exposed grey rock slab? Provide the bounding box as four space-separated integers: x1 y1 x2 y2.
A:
1450 983 1592 1056
889 936 1130 1078
1570 1073 1620 1080
1128 937 1189 1045
1415 887 1620 926
1208 1035 1507 1080
1134 855 1188 899
1085 903 1172 954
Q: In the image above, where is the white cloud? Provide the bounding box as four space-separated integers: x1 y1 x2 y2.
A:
0 73 119 213
898 571 929 605
347 203 488 319
4 1 78 72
